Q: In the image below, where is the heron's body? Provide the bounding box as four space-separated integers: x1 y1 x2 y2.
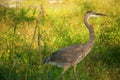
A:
44 43 93 67
44 11 106 80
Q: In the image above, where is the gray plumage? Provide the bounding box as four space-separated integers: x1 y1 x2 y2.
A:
44 11 106 80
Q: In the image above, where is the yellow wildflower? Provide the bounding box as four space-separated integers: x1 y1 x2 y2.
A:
16 70 19 73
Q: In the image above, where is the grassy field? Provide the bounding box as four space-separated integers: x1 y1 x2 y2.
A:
0 0 120 80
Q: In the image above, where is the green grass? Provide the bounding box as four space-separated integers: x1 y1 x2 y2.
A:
0 0 120 80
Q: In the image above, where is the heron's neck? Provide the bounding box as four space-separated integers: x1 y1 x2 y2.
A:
84 15 94 44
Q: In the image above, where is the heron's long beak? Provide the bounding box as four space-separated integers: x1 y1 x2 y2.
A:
95 13 107 16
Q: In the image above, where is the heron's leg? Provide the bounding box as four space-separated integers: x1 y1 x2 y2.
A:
59 66 69 80
73 65 77 80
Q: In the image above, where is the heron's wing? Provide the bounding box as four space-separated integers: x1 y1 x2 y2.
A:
49 44 83 63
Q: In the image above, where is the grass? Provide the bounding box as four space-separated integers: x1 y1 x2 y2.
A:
0 0 120 80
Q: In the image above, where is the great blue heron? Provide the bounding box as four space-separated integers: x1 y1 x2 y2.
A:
44 11 106 80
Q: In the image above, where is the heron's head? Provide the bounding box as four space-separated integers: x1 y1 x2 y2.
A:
85 11 106 18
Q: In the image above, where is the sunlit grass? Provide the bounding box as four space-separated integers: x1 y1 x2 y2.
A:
0 0 120 80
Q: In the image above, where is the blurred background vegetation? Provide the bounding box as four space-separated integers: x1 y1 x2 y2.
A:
0 0 120 80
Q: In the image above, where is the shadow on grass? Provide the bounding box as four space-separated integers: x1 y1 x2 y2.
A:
102 45 120 68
